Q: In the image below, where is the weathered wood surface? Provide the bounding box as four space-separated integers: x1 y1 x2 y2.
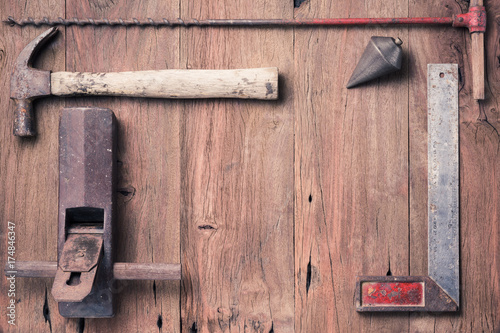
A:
179 1 294 331
408 0 499 331
471 33 485 100
294 0 410 331
0 0 499 332
0 0 65 332
471 0 485 100
51 68 279 99
61 0 182 331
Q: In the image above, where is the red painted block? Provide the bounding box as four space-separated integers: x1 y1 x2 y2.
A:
361 282 424 307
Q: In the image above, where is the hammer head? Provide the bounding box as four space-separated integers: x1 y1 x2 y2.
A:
11 28 58 137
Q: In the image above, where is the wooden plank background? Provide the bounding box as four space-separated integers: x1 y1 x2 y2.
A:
0 0 498 332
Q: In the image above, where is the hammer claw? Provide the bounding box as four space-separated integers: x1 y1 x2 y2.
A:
19 27 58 68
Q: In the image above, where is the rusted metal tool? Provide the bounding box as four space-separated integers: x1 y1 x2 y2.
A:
4 107 181 318
346 36 403 89
10 28 278 137
4 6 485 29
356 64 459 312
6 2 486 99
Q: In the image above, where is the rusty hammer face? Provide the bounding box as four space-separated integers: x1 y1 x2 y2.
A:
11 28 57 137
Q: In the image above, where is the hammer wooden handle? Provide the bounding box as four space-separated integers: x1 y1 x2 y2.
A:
51 67 278 100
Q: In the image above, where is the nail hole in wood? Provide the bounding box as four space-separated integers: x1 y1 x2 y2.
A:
198 225 215 230
43 289 51 325
157 315 163 329
306 260 312 293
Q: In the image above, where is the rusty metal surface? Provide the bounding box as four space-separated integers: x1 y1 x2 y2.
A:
58 234 103 272
5 6 485 30
10 27 55 100
356 276 458 312
10 27 56 136
427 64 460 305
3 15 456 27
52 267 99 303
452 6 486 32
360 281 424 307
57 107 116 318
346 36 403 88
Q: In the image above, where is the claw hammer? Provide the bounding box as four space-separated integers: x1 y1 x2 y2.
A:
10 28 278 137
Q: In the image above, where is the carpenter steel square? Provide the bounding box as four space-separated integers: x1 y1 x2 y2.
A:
427 64 460 305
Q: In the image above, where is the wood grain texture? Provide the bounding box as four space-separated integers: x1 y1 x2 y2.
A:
62 0 182 331
471 33 485 100
1 0 499 332
179 1 294 332
471 0 484 7
471 0 485 100
51 68 279 100
294 0 410 331
407 0 499 332
453 0 500 329
7 261 182 280
0 0 65 332
113 263 181 280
